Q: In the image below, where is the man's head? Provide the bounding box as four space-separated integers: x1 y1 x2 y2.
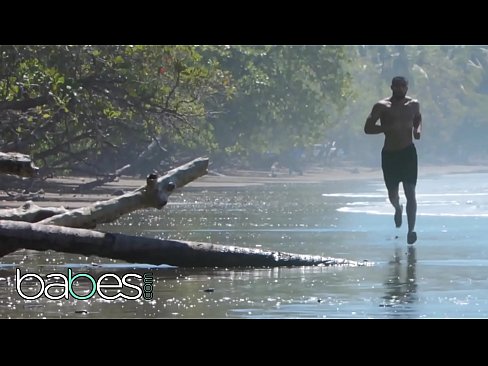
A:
391 76 408 99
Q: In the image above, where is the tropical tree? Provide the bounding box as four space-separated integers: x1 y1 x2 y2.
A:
199 45 353 167
0 45 232 175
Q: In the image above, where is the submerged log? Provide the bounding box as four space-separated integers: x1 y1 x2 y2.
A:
35 157 208 229
0 152 39 177
0 220 363 267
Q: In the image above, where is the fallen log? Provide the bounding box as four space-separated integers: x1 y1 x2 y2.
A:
0 220 364 267
0 201 68 222
0 152 39 178
34 157 208 229
0 156 365 268
0 157 208 224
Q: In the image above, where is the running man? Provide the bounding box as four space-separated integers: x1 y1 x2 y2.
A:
364 76 421 244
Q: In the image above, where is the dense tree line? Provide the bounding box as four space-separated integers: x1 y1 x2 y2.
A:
1 45 488 177
0 45 352 174
0 45 231 175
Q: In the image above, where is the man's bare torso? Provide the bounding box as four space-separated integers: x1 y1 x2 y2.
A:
377 96 419 151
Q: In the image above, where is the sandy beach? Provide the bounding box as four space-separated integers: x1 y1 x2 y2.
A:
1 163 487 209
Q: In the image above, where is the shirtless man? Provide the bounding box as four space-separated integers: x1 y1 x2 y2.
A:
364 76 422 244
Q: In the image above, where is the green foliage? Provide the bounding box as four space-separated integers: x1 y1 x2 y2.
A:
199 45 352 163
4 45 487 174
0 45 231 173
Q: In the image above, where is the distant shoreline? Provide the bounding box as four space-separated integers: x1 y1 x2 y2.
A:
198 163 488 186
1 164 487 209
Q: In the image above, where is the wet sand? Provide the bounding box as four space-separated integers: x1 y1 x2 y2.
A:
1 164 487 209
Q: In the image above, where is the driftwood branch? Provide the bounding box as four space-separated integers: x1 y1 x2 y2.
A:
0 152 39 177
0 220 363 268
74 164 131 193
0 201 68 222
0 156 365 268
36 157 209 229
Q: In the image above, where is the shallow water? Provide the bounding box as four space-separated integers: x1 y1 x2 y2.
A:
1 172 488 318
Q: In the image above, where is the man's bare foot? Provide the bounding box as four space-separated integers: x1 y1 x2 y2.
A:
407 231 417 245
394 204 403 228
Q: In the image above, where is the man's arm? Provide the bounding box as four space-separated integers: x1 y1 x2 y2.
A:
364 103 384 134
413 102 421 140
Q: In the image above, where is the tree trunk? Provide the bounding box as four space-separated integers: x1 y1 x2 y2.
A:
36 157 208 229
0 220 362 268
0 152 39 177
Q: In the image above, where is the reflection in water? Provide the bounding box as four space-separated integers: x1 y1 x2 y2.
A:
0 262 351 318
382 246 417 316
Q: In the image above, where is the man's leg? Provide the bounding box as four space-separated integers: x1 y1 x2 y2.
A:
403 182 417 244
387 183 403 228
382 149 403 228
